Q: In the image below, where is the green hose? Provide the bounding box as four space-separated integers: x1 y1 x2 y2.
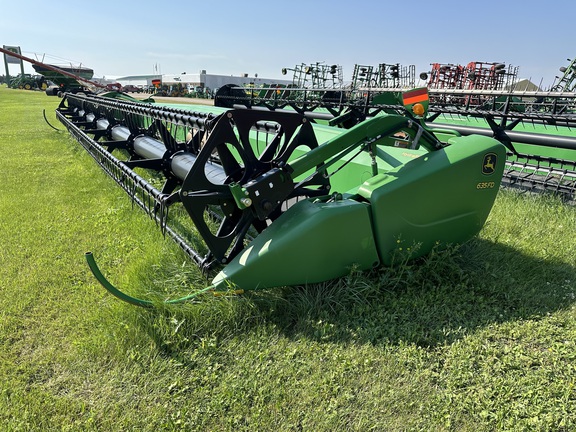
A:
85 252 214 307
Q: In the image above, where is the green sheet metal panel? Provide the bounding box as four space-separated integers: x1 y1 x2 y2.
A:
358 134 506 265
211 197 379 291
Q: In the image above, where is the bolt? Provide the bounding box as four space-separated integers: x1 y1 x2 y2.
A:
261 200 273 212
241 197 252 207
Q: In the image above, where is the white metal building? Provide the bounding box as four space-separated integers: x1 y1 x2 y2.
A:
117 70 291 92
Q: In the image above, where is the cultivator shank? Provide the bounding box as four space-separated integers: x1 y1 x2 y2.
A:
57 92 505 303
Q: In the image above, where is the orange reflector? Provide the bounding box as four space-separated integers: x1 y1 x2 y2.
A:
412 103 425 116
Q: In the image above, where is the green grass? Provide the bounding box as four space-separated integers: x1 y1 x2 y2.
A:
1 86 575 431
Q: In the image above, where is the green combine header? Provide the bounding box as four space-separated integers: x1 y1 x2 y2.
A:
55 89 505 305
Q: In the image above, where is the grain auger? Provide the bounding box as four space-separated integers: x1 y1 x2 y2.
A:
56 90 505 306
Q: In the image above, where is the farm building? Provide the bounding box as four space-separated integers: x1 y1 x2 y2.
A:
117 70 292 95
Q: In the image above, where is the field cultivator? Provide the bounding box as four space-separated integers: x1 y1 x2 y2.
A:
551 58 576 92
214 62 416 117
214 63 347 115
351 63 416 90
424 61 518 91
56 91 505 305
281 62 344 89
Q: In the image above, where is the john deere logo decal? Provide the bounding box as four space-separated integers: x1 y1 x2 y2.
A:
482 153 497 175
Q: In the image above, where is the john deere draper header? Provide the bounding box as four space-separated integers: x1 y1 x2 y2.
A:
5 46 572 306
54 88 506 305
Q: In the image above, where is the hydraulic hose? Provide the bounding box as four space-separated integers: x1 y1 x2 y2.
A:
85 252 215 307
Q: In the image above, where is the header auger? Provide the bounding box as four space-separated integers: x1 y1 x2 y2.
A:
56 90 505 306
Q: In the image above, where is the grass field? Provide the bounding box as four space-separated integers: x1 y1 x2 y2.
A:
1 86 575 431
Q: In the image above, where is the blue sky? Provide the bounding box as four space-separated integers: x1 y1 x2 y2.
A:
1 0 574 88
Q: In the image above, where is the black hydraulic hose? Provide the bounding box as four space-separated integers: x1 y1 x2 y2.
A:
43 109 62 131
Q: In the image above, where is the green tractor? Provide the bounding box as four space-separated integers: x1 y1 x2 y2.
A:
9 73 47 90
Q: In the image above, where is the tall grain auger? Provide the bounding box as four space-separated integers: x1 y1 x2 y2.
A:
56 92 505 306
